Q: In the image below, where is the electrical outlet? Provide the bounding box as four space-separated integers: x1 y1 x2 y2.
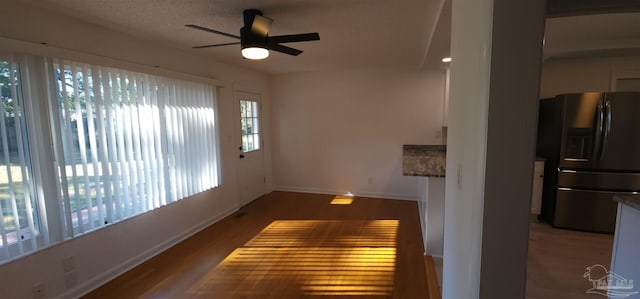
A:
62 256 76 273
32 283 45 299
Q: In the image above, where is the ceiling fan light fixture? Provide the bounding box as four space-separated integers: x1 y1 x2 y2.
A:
187 8 319 59
242 46 269 60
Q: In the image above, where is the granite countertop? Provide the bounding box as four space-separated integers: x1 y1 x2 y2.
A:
402 145 446 177
614 195 640 211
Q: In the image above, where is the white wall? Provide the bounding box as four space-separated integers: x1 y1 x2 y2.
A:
444 0 544 298
423 177 445 257
478 0 544 297
443 0 493 296
0 2 271 299
540 55 640 98
270 69 445 200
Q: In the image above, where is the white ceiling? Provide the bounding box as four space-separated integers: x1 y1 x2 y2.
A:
22 1 639 74
424 7 640 64
544 12 640 59
27 0 445 74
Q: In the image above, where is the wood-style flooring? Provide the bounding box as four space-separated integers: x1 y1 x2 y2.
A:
526 221 614 299
84 191 431 298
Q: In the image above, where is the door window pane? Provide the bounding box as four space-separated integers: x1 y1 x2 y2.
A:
240 100 260 152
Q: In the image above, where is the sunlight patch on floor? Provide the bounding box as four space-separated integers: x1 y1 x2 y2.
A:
189 220 399 297
331 195 354 205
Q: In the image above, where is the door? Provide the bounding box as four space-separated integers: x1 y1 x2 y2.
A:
559 92 640 171
595 92 640 171
236 91 265 206
558 92 604 170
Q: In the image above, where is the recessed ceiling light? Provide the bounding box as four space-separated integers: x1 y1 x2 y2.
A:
442 57 452 63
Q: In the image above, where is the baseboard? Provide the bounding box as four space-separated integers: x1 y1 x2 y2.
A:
274 185 417 201
56 205 239 299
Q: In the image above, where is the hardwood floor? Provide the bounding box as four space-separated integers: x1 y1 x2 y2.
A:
84 191 430 298
526 221 614 299
424 256 442 299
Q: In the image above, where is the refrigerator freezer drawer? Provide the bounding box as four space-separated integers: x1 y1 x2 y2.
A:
554 189 619 233
557 170 640 191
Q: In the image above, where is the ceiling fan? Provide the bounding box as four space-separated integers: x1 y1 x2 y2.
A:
185 9 320 60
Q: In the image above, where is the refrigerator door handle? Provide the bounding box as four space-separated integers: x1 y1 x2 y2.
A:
592 99 604 161
600 99 612 159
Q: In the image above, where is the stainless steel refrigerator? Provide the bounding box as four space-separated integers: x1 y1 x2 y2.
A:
537 92 640 233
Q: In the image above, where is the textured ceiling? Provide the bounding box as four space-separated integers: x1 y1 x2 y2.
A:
544 12 640 59
27 0 445 74
22 1 637 74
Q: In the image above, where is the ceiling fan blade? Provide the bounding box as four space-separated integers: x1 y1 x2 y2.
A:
185 24 240 39
192 42 241 49
251 15 273 37
268 33 320 44
267 43 303 56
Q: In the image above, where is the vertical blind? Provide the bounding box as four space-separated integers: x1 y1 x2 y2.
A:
45 58 220 237
0 57 39 260
0 54 220 262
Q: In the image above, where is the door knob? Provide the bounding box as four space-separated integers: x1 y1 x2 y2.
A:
239 154 245 159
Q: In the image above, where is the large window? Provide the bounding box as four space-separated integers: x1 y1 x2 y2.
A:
0 54 220 262
0 58 39 259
